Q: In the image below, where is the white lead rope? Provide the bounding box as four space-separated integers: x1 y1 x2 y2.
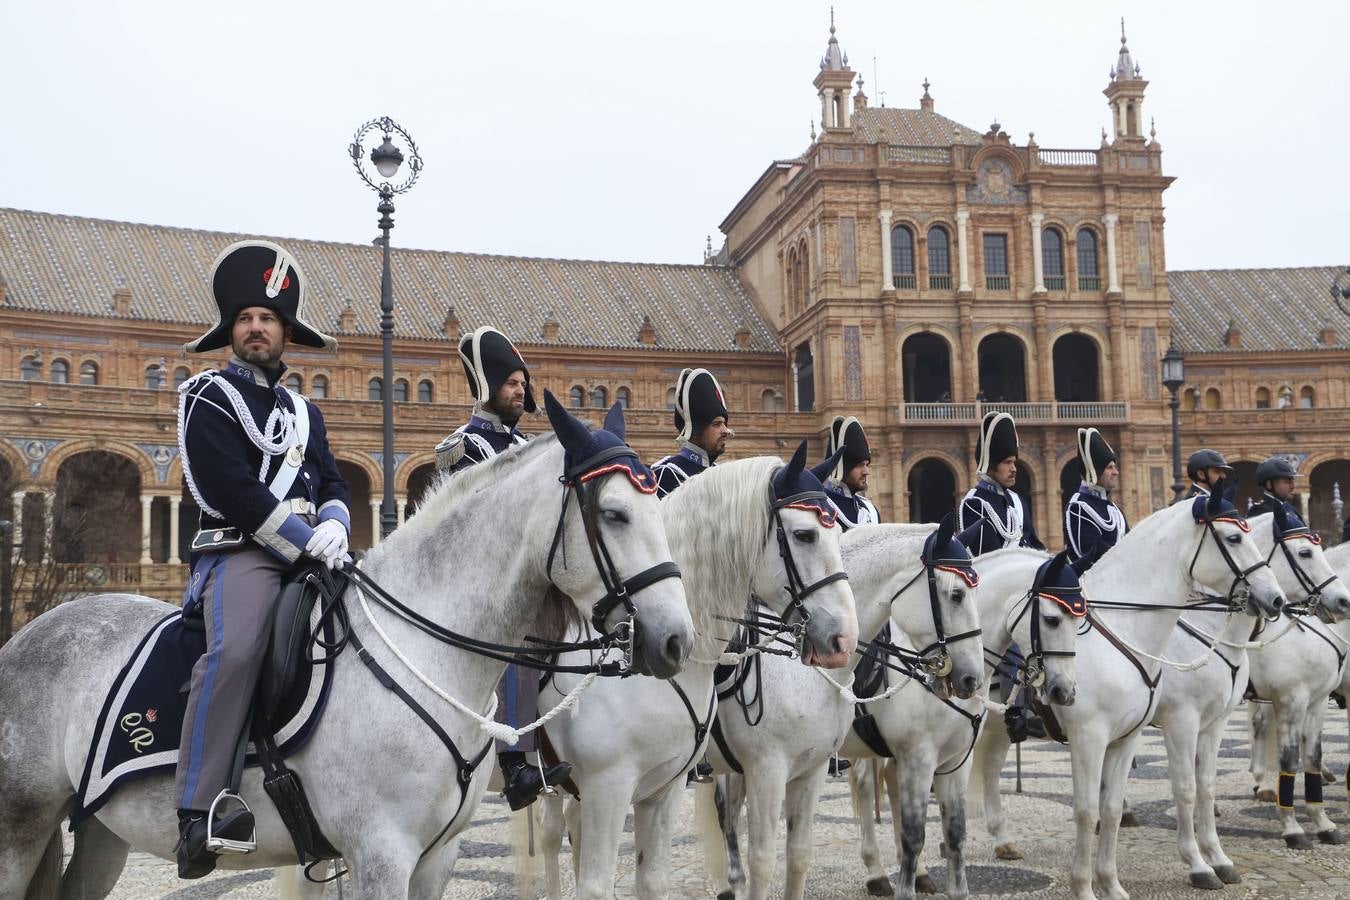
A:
353 579 602 746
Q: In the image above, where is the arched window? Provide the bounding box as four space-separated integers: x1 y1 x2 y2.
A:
1042 228 1065 290
1076 228 1100 290
1300 385 1315 409
49 359 69 384
589 386 607 408
145 364 165 389
174 366 192 389
569 386 585 408
927 226 951 289
79 361 99 385
418 379 434 403
665 387 677 410
311 374 329 399
1181 388 1197 411
1255 387 1271 409
615 387 630 409
891 225 916 289
761 388 784 412
20 356 41 381
368 378 383 401
1203 388 1222 410
393 379 409 403
284 373 303 393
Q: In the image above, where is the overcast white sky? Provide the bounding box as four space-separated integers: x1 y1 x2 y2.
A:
3 1 1346 271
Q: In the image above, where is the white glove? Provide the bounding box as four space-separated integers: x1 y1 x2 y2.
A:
305 520 348 568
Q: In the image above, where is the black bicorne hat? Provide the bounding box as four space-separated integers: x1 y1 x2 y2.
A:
1076 428 1118 485
827 416 871 481
976 411 1018 475
459 326 536 414
184 241 337 353
673 368 729 442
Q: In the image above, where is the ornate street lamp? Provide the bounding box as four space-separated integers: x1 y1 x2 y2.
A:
1161 343 1185 502
1330 268 1350 316
349 117 422 539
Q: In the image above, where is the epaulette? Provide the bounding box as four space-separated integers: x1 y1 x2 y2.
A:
434 432 467 471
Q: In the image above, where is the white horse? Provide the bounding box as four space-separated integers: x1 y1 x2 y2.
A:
697 520 987 900
526 449 859 900
969 491 1287 900
1146 507 1350 888
0 398 695 900
843 547 1082 900
1242 534 1350 849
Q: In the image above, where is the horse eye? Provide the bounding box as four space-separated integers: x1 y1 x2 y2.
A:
602 509 629 525
950 589 964 604
1225 534 1242 545
1299 548 1313 559
1043 615 1061 629
793 529 817 544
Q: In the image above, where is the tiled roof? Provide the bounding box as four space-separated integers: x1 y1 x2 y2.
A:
0 208 779 353
1169 266 1350 353
850 107 983 146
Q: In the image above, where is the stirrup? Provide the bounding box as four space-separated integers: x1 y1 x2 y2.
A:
205 791 256 855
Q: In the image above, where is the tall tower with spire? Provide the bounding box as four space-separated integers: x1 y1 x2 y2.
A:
1104 19 1148 143
813 9 856 131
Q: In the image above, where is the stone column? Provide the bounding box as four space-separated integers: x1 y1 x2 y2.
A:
955 210 972 293
43 493 54 550
957 299 976 402
1033 301 1052 402
1029 212 1046 293
878 209 894 290
397 496 408 524
1102 213 1121 293
168 496 182 565
9 491 24 559
140 494 154 564
825 90 836 128
370 499 381 546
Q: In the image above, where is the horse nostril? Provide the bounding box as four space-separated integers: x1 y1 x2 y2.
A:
1271 596 1284 612
665 633 686 664
960 674 978 695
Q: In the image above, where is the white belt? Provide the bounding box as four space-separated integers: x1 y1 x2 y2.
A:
286 499 316 515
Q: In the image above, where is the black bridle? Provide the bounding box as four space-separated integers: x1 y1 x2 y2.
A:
768 480 850 657
546 445 683 659
1002 589 1078 692
1187 514 1273 613
1267 531 1337 618
873 553 983 680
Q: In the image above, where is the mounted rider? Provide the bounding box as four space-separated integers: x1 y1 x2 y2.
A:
434 326 572 811
958 411 1045 556
1247 455 1300 519
815 416 879 530
1183 448 1234 499
1063 428 1128 575
651 367 733 498
174 241 351 878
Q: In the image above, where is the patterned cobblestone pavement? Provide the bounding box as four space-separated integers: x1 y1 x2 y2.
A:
96 701 1350 898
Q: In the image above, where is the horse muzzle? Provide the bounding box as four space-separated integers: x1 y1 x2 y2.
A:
629 617 692 679
1043 674 1077 707
800 610 856 669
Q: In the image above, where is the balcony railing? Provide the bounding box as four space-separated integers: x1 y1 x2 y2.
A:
1044 275 1066 291
900 400 1129 424
1078 276 1101 291
929 274 953 290
985 275 1010 291
892 273 917 290
1037 148 1100 166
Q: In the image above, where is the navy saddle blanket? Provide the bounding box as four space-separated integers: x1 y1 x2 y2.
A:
71 605 335 827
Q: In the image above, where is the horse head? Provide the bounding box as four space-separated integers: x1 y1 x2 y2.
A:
1188 479 1285 620
1022 550 1082 707
543 390 694 677
1261 503 1350 622
895 513 984 700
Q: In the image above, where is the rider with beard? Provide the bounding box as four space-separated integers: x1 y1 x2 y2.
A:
434 326 571 811
174 242 350 878
1247 455 1300 519
1063 428 1128 575
958 411 1046 742
651 367 733 498
1183 448 1235 499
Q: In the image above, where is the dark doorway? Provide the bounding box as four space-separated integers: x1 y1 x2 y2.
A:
908 458 958 524
902 333 952 402
406 463 437 519
1014 461 1036 538
794 342 815 412
338 461 373 551
978 334 1027 403
1310 459 1350 543
1053 334 1101 402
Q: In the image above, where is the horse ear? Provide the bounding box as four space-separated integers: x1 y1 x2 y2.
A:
1272 498 1289 529
934 511 955 548
1223 478 1238 503
1046 548 1069 580
544 389 593 457
810 446 845 484
956 521 983 552
602 402 626 442
1206 478 1226 517
784 439 809 485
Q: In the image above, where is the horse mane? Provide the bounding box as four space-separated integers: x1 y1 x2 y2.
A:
660 456 780 657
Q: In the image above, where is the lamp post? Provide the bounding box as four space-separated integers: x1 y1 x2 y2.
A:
349 117 422 540
0 519 13 646
1161 343 1185 502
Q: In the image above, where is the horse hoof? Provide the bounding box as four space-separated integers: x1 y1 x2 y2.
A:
1256 789 1277 803
1119 810 1140 827
866 875 895 896
1212 865 1241 885
914 873 939 894
1188 871 1225 891
994 842 1023 860
1317 829 1348 845
1284 833 1314 850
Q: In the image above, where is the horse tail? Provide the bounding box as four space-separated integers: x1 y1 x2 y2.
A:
693 778 728 888
22 830 62 900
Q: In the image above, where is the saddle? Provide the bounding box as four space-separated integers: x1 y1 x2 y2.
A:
850 623 895 757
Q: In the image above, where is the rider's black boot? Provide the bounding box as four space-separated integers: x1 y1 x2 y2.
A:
175 808 254 880
499 752 572 811
828 756 852 778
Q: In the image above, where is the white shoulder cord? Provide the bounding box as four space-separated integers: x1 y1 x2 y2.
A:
352 572 601 746
177 373 297 520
